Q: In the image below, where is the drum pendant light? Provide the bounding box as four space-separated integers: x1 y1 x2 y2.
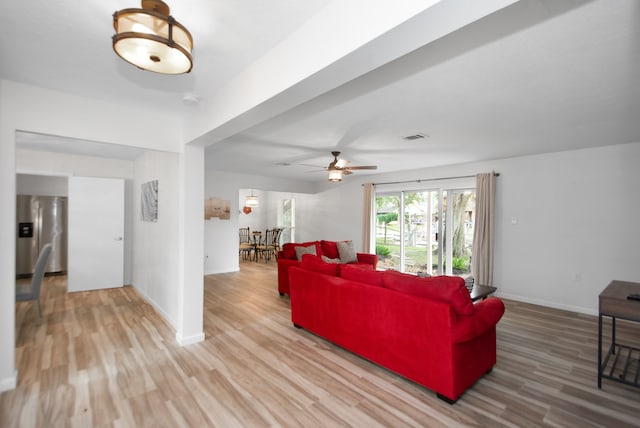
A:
113 0 193 74
245 190 259 207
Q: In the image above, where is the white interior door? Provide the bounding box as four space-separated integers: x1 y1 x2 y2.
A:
68 176 124 292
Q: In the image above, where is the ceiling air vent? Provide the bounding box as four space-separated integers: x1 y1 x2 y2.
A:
402 133 427 141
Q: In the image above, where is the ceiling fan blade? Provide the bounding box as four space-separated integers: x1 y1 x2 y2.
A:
300 163 326 168
304 169 326 173
345 165 377 170
343 170 353 175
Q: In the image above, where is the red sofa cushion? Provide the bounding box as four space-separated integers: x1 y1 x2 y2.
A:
320 240 362 263
339 264 383 287
355 253 379 269
277 243 379 296
382 270 474 316
282 241 320 260
300 254 339 276
320 240 339 259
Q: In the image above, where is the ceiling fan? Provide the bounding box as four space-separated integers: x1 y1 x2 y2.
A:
307 151 377 182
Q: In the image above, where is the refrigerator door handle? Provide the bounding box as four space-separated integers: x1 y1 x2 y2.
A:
37 207 43 254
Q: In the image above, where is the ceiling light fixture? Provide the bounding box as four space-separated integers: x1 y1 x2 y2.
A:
328 169 343 182
112 0 193 74
245 190 259 207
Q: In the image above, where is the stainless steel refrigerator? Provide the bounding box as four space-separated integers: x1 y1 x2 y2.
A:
16 195 68 278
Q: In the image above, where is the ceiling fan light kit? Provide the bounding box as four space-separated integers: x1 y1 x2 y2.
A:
327 169 343 182
324 151 377 182
112 0 193 74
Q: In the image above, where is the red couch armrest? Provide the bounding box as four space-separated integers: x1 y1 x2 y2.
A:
451 297 505 344
356 253 378 269
277 258 300 295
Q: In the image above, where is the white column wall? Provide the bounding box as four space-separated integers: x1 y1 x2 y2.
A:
176 144 205 346
0 81 18 391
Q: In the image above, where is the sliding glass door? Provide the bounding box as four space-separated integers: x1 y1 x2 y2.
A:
376 194 401 270
375 188 474 277
445 189 475 277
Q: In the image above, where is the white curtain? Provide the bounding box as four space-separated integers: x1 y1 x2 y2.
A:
471 173 496 286
362 183 375 253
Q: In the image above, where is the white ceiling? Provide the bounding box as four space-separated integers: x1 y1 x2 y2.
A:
4 1 640 183
0 0 330 112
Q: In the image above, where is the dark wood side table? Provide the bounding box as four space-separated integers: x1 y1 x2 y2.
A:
470 284 497 302
598 280 640 389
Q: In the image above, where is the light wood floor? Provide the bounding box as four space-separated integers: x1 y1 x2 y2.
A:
2 261 640 427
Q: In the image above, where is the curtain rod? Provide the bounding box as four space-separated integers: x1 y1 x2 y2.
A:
364 172 500 187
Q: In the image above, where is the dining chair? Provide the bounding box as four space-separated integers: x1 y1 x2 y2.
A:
250 230 263 261
16 243 52 322
256 228 280 262
239 227 253 260
272 228 283 258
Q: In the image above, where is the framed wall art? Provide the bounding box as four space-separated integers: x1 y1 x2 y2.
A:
141 180 158 222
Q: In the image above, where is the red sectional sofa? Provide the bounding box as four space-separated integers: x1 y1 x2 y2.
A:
288 257 505 403
277 240 378 296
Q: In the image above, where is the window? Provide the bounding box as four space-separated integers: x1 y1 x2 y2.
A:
277 198 295 244
375 186 475 277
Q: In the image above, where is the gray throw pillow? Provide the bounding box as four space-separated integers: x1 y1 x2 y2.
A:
337 240 357 264
295 245 316 261
321 255 341 264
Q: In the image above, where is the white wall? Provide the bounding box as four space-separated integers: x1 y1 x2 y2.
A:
302 183 366 247
307 142 640 315
0 80 184 392
6 81 183 151
17 174 68 196
238 189 269 232
238 189 313 237
204 171 316 274
132 151 180 328
490 143 640 314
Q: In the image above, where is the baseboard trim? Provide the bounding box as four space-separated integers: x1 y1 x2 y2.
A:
205 267 239 275
496 292 597 316
0 369 18 392
130 285 178 330
176 331 205 347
